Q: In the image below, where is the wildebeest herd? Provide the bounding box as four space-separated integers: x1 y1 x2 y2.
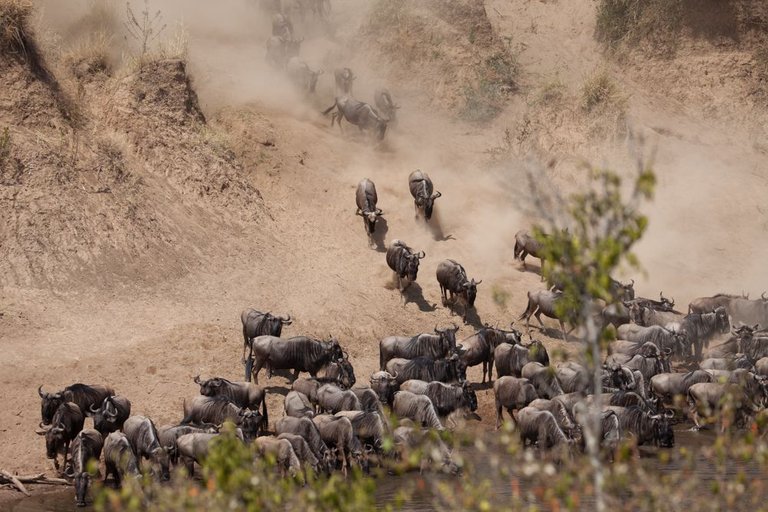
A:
31 1 768 507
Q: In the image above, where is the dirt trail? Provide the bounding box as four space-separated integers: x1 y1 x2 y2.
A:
1 0 767 500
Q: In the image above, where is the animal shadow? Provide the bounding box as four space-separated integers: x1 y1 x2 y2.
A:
462 308 484 329
424 213 454 242
372 217 389 252
403 283 437 312
265 385 290 397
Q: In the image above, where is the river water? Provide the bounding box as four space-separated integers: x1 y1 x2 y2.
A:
8 429 768 511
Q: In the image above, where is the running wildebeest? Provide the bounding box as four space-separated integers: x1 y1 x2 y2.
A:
436 259 481 323
334 67 355 95
374 88 399 122
67 429 103 507
513 230 545 270
249 335 345 384
408 170 441 221
385 239 425 293
322 96 389 140
38 383 114 427
91 396 131 436
457 326 521 384
518 289 572 340
379 325 459 370
286 57 323 95
355 178 383 244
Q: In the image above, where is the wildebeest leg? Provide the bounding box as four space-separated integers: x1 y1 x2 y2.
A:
533 310 545 328
687 394 703 431
104 460 116 486
251 359 265 384
439 284 447 306
520 251 528 269
560 320 568 341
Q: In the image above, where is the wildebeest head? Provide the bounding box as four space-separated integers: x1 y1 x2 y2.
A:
527 340 549 366
448 353 468 381
335 355 356 388
74 472 91 507
405 250 425 281
650 409 675 448
38 386 64 427
91 396 121 435
151 446 171 481
420 191 441 220
611 278 635 301
265 313 292 337
357 207 383 235
237 410 264 442
463 278 482 307
42 424 66 459
605 363 634 391
370 371 398 404
435 324 460 350
713 306 730 334
461 380 478 412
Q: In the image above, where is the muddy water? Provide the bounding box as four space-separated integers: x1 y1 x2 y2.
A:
9 430 768 511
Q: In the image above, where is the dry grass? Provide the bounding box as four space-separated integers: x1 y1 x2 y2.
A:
0 0 32 53
63 30 113 77
595 0 683 56
581 69 626 114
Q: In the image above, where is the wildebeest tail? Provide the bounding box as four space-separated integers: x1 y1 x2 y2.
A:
261 397 269 433
517 295 536 321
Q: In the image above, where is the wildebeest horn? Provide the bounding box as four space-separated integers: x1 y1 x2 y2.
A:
282 314 292 324
375 208 383 215
90 403 100 414
417 251 425 259
762 292 767 301
194 375 201 384
630 279 634 286
38 385 47 398
432 191 442 199
37 422 47 430
355 209 363 216
664 410 674 419
474 279 482 285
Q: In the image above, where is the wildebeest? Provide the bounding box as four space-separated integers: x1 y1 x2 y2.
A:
733 324 768 360
517 407 574 449
67 429 103 507
271 13 294 39
700 354 755 371
457 326 521 383
604 352 669 387
436 259 481 322
494 376 538 429
275 416 332 472
351 388 386 415
688 294 768 327
528 399 580 438
122 415 171 481
249 335 344 384
616 324 688 358
316 356 357 389
157 424 216 466
399 380 479 418
688 373 768 430
175 432 221 476
195 375 268 432
513 230 546 269
649 370 713 405
312 414 366 476
571 403 621 452
277 432 324 479
494 340 550 379
393 425 460 474
385 239 425 292
255 436 302 478
103 431 140 486
181 396 264 442
379 325 459 370
91 395 131 436
609 340 663 359
370 371 399 405
385 354 467 385
606 406 675 447
317 383 361 414
521 362 564 399
322 96 389 140
628 303 685 328
266 35 301 69
555 362 591 394
240 309 293 363
38 383 114 427
374 88 399 122
286 57 323 95
285 390 315 418
292 378 324 405
355 178 383 244
335 410 389 451
334 67 355 95
392 391 444 430
408 170 441 221
518 289 572 340
677 307 730 361
38 402 84 472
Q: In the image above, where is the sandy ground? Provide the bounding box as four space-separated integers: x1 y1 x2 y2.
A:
1 0 767 503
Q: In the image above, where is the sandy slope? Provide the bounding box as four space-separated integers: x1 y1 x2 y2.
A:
1 0 767 502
